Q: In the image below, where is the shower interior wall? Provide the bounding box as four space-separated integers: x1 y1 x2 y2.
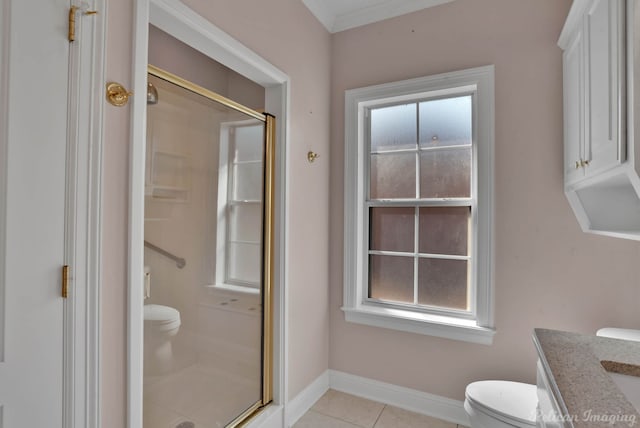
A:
144 24 266 378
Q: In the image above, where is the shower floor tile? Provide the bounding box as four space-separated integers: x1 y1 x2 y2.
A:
144 364 259 428
143 402 184 428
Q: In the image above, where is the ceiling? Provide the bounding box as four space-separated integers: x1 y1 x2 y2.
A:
302 0 456 33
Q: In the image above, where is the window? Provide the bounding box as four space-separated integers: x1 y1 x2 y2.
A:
216 120 264 293
343 66 495 344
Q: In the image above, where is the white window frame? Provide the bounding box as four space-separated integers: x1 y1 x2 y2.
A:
215 119 263 295
343 65 496 345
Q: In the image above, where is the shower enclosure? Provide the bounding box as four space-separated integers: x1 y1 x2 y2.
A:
142 65 274 428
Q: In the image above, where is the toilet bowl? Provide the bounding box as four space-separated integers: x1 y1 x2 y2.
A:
144 304 181 375
464 380 537 428
464 328 640 427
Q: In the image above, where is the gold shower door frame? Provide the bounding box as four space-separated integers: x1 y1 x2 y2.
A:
147 64 275 428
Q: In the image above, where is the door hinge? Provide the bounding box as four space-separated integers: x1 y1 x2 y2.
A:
62 265 70 298
68 6 98 42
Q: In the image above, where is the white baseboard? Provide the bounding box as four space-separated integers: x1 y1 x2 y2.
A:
329 370 469 426
285 371 330 427
283 369 469 428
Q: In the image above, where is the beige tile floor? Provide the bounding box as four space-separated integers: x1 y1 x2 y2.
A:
294 390 467 428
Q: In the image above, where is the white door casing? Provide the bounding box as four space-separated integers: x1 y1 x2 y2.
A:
0 1 105 427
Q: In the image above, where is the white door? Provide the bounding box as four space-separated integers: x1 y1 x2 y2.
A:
0 0 70 426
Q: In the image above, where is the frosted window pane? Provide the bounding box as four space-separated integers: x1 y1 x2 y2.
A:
369 255 414 304
419 96 472 148
420 147 471 198
229 203 262 243
370 103 417 151
419 207 469 256
370 153 416 199
228 242 261 284
418 259 468 310
233 163 263 201
370 207 414 252
234 124 264 162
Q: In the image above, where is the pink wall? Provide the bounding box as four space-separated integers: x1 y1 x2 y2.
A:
101 0 640 424
329 0 640 401
101 1 331 426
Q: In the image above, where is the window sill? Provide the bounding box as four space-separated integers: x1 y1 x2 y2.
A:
342 305 495 345
206 283 260 295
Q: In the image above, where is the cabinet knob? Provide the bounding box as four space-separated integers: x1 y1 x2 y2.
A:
575 160 581 169
581 159 590 167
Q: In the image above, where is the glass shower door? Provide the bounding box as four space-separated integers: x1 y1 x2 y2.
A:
143 65 274 428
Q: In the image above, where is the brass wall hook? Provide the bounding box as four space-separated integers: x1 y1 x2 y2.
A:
307 151 319 163
106 82 132 107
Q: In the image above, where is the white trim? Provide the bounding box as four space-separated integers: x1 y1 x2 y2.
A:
128 0 150 425
343 307 495 345
329 370 469 426
343 65 495 344
286 371 330 427
285 370 469 427
64 1 106 427
558 0 591 49
0 0 10 364
245 404 284 428
149 0 286 86
332 0 455 33
129 1 290 426
266 81 291 412
302 0 455 33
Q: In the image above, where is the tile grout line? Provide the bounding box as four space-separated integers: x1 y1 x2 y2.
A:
307 408 363 427
372 404 386 428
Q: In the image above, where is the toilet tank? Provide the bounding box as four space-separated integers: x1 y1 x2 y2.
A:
596 328 640 342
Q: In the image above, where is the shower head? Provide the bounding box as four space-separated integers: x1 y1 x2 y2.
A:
147 82 158 105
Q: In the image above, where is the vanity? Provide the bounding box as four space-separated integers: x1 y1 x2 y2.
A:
533 329 640 427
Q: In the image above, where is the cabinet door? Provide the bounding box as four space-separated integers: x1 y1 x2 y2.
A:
563 29 585 185
584 0 625 175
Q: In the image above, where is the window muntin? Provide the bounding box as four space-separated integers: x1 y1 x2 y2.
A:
364 94 474 315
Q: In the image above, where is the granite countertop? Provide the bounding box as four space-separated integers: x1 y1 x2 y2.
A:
533 329 640 427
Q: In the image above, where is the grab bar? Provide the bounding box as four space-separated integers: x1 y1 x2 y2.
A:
144 240 186 269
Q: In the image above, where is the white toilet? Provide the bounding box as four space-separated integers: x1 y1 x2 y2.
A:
144 304 181 375
464 380 537 428
464 328 640 427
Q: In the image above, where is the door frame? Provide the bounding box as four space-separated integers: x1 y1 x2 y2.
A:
129 1 290 426
64 1 107 427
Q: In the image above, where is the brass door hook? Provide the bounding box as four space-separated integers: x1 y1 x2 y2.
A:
106 82 132 107
307 151 319 163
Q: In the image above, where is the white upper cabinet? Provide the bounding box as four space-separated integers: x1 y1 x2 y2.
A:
563 28 585 184
558 0 640 240
561 0 625 185
584 0 626 175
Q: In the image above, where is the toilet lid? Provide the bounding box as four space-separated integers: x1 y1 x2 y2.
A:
144 304 180 326
465 381 537 426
